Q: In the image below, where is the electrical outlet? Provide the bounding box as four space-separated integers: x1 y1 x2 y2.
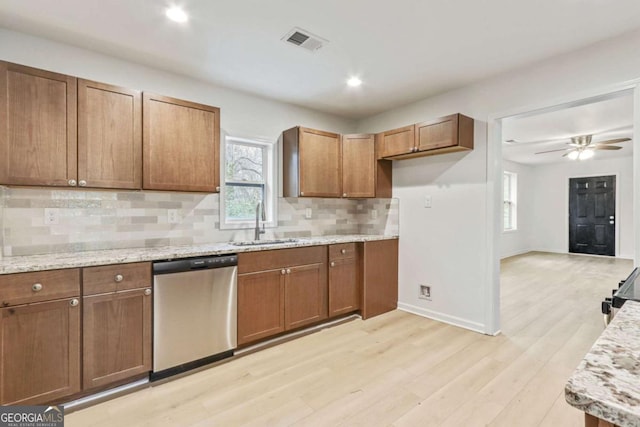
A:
424 195 432 208
370 209 378 219
44 208 59 225
167 209 180 224
419 285 432 300
305 208 312 219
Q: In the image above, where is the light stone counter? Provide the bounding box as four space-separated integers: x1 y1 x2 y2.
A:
565 300 640 427
0 234 398 275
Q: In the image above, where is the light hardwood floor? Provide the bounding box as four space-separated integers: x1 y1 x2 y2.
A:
66 252 633 426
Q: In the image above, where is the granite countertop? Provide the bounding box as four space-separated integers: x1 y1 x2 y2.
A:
0 234 398 275
565 300 640 426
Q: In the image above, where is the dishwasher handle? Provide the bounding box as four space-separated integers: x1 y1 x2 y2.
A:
153 255 238 275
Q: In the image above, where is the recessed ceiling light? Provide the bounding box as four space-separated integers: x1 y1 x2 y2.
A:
166 6 188 23
347 77 362 87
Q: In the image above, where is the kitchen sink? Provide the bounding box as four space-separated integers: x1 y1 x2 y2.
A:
229 239 299 247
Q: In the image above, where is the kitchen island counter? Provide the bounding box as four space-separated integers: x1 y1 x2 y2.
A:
565 300 640 427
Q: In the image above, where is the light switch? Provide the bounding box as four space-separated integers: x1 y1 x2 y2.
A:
305 208 312 219
424 195 432 208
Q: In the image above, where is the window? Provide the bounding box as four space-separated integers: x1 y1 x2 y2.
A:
220 136 277 229
503 171 517 231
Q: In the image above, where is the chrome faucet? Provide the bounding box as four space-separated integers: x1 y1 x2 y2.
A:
255 201 266 240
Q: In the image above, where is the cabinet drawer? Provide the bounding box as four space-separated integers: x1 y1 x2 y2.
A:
83 262 151 296
239 246 327 274
0 269 80 306
329 243 356 260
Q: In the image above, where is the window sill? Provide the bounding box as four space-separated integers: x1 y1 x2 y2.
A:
502 229 518 234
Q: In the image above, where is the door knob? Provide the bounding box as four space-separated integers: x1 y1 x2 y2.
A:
114 274 124 283
330 262 335 267
32 283 43 292
69 299 79 307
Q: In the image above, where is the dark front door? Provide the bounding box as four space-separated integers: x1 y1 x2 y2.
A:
569 175 615 256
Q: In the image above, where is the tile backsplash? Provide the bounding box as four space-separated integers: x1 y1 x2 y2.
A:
0 187 398 257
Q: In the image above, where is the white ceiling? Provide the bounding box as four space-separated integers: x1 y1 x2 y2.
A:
502 93 634 165
1 1 640 118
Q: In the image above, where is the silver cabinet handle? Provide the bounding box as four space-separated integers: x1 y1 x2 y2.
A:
68 179 77 186
330 262 335 267
343 193 347 197
78 180 87 187
114 274 124 283
216 186 220 192
144 288 152 296
69 298 79 307
281 269 286 275
286 268 291 275
32 283 43 292
300 192 305 196
341 249 347 254
610 221 615 224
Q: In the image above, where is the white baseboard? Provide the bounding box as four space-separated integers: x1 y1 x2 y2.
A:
500 247 534 259
397 302 487 335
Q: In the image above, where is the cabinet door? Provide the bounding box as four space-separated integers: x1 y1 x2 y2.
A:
328 257 359 317
143 93 220 192
237 269 285 345
362 239 398 319
0 61 77 186
416 114 458 151
379 125 414 158
299 127 341 197
83 288 152 389
342 134 375 198
0 298 81 405
285 263 327 330
78 79 142 189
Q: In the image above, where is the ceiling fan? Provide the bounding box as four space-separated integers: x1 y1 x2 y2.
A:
534 134 631 160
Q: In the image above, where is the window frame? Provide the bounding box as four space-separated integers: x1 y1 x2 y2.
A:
503 171 517 232
220 135 277 230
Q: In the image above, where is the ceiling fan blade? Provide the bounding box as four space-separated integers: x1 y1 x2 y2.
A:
535 148 573 154
593 145 623 150
597 138 631 145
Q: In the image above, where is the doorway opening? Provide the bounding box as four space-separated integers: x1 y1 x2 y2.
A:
486 85 638 335
569 175 616 256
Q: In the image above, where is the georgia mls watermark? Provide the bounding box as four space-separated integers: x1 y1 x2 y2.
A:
0 406 64 427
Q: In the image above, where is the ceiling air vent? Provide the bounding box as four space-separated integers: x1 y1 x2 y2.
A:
282 27 327 52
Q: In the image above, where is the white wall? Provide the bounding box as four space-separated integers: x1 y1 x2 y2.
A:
0 28 355 140
501 160 535 259
529 156 634 259
356 28 640 333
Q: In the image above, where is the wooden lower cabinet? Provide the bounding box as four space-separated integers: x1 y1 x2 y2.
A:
328 257 359 317
328 243 360 317
83 288 152 389
237 269 285 346
237 247 328 346
0 298 81 405
285 263 327 329
361 239 399 319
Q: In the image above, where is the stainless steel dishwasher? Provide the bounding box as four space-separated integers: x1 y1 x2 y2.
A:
151 254 237 380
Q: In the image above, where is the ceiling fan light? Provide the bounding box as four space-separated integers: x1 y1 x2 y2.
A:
567 151 580 160
579 149 594 160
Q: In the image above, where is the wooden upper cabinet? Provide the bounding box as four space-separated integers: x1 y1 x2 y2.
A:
416 113 473 153
342 134 375 198
378 125 415 159
0 61 77 186
379 114 474 160
78 79 141 189
283 126 341 197
143 93 220 192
